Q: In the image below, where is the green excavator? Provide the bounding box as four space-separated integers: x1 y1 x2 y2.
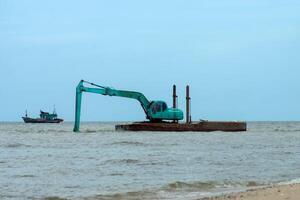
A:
73 80 184 132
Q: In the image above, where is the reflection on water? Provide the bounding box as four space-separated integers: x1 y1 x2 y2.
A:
0 122 300 200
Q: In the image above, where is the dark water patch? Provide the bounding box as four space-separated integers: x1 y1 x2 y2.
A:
109 173 124 176
109 141 147 146
231 144 244 149
119 159 139 164
13 174 35 178
3 143 31 148
137 161 172 166
64 185 81 189
283 151 293 155
103 159 139 165
210 161 224 166
83 129 98 133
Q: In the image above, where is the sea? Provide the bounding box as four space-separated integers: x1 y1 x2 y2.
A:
1 122 300 200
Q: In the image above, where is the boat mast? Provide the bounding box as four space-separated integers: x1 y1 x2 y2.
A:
53 105 56 114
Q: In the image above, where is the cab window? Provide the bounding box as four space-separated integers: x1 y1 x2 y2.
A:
156 104 161 112
162 102 167 111
152 103 161 113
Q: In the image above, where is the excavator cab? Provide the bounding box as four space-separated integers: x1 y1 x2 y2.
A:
148 101 183 121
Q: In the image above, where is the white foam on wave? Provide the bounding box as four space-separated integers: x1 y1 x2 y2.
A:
278 178 300 185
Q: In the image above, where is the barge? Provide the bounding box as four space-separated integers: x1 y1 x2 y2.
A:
116 121 246 132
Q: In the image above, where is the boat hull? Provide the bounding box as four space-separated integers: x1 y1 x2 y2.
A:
22 117 63 123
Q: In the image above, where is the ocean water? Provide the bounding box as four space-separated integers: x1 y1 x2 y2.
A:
0 122 300 200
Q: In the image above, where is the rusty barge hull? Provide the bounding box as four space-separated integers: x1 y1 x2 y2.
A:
116 121 247 132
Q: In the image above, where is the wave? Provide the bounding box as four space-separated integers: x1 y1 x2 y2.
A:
273 128 300 132
86 180 265 200
91 190 157 200
81 128 115 133
164 180 263 191
5 128 115 134
165 181 216 191
43 197 69 200
5 129 71 134
37 129 70 133
278 178 300 185
102 158 171 166
52 179 295 200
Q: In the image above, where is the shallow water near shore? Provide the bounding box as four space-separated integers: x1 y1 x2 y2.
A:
1 122 300 200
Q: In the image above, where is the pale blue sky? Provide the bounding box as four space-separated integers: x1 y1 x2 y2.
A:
0 0 299 121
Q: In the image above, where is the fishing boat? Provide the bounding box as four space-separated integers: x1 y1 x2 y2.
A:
22 109 63 123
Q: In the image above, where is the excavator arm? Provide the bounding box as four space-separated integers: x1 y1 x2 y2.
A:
73 80 150 132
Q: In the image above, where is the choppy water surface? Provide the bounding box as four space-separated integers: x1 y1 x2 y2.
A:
0 122 300 200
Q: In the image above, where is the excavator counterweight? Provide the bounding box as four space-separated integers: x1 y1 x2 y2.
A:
73 80 183 132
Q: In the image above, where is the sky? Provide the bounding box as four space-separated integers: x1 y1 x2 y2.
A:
0 0 299 121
